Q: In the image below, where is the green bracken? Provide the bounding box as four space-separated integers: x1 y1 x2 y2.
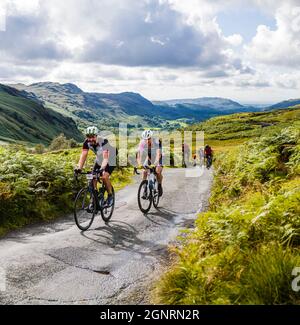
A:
154 108 300 305
0 146 132 236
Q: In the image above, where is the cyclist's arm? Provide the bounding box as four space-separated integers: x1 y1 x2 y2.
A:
136 141 144 167
136 151 142 167
101 149 109 170
77 149 89 169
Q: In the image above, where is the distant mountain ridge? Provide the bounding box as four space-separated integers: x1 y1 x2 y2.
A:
13 82 162 129
155 97 245 110
1 81 298 144
267 98 300 110
12 82 263 130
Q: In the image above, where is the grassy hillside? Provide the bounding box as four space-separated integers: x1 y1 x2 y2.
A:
0 145 132 236
154 106 300 305
0 84 84 144
187 106 300 152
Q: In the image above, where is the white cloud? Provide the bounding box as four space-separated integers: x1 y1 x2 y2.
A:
0 0 299 102
6 0 40 15
225 34 243 47
0 0 251 74
150 36 167 46
245 2 300 67
145 12 153 23
274 73 298 89
74 0 244 70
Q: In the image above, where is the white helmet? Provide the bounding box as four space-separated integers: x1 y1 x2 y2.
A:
85 126 99 137
142 129 153 140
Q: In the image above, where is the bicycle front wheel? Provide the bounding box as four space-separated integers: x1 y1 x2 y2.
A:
100 186 115 223
74 188 96 231
138 180 152 214
152 182 160 209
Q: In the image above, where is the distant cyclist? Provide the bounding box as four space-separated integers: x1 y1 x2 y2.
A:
136 130 163 198
74 126 117 207
199 147 205 167
193 154 197 167
204 144 213 169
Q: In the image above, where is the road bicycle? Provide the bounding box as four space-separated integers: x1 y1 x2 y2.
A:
74 170 115 230
134 166 161 214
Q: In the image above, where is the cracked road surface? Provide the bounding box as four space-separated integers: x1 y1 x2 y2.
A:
0 168 213 305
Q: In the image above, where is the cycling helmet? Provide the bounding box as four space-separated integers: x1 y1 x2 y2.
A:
142 129 153 140
85 126 99 137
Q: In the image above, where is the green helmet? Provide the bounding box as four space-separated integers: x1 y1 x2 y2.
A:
85 126 99 137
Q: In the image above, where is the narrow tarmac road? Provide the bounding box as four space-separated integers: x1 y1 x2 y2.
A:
0 167 213 305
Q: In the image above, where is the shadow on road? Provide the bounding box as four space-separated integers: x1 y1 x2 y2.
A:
80 220 169 260
153 207 197 228
143 207 177 225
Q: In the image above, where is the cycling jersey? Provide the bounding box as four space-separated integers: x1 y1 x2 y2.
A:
204 146 212 156
83 136 117 168
138 138 163 166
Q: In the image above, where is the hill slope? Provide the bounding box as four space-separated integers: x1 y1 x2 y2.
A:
187 106 300 150
155 106 300 305
268 98 300 110
0 84 83 144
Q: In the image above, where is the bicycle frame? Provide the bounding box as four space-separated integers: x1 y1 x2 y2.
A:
135 165 160 213
134 166 158 191
75 171 105 208
147 167 157 191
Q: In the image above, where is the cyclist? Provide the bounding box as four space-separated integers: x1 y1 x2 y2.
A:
204 144 213 168
74 126 116 207
193 154 197 167
136 130 163 198
199 147 205 166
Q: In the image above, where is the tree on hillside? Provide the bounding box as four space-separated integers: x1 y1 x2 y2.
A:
69 138 78 148
49 134 78 151
34 144 45 154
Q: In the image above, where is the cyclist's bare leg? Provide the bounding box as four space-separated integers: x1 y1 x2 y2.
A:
142 169 148 181
93 179 98 191
102 172 112 194
156 166 163 184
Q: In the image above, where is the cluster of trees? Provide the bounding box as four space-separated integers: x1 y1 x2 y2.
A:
34 134 79 154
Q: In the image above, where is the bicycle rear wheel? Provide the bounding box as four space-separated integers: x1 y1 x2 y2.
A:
138 180 152 214
74 188 96 231
100 186 115 223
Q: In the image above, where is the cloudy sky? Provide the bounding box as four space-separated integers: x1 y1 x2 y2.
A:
0 0 300 104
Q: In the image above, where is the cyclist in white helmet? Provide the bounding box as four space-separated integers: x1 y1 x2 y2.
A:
136 129 163 198
74 126 116 207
